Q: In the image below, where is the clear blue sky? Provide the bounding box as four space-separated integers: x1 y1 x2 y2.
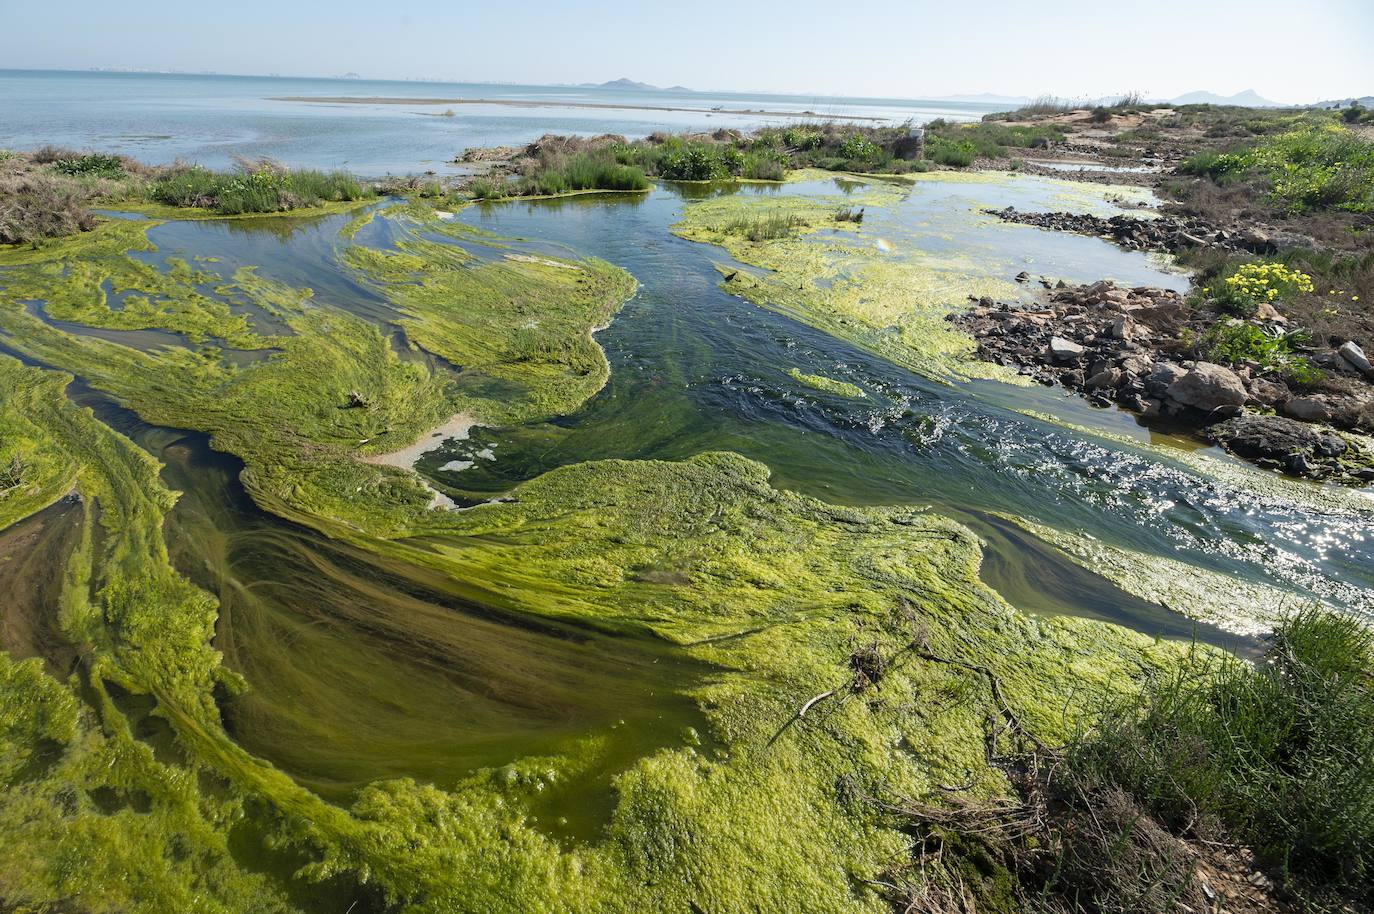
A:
3 0 1370 103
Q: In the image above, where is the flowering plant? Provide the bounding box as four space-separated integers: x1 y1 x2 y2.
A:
1210 261 1314 316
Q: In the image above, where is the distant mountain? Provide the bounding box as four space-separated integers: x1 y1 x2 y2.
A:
1169 89 1278 107
1310 95 1374 109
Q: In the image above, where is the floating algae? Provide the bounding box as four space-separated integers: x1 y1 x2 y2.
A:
0 189 1364 914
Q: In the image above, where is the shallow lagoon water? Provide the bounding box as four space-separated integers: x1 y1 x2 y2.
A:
0 69 999 173
3 171 1371 840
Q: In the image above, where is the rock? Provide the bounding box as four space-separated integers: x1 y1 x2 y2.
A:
1247 377 1291 407
1166 362 1248 414
1338 340 1374 378
1108 316 1131 340
1086 368 1123 390
1255 302 1286 322
1282 395 1334 423
1014 270 1030 283
1144 365 1187 398
1206 414 1343 478
346 390 369 409
1047 336 1084 363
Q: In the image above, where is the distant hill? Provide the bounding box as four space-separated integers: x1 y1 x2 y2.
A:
1169 89 1278 107
589 78 663 91
940 93 1033 105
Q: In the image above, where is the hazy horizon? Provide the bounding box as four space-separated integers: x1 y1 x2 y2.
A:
4 0 1370 105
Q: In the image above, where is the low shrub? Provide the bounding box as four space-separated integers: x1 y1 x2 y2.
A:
926 137 976 167
741 150 786 181
1199 320 1321 382
1069 609 1374 904
838 134 881 163
51 152 126 178
657 143 736 181
1182 125 1374 213
1204 260 1315 316
0 171 98 244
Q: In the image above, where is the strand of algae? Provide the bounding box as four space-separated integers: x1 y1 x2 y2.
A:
0 209 1196 913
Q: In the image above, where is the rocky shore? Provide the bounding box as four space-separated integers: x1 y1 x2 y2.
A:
953 281 1374 482
987 206 1304 256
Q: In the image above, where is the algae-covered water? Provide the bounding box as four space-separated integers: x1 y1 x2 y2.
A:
2 169 1372 912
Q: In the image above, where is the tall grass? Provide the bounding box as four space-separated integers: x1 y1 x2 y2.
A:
1070 609 1374 903
515 153 649 195
151 163 368 214
721 212 807 241
1009 95 1076 117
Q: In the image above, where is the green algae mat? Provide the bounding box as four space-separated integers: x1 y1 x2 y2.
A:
0 182 1367 913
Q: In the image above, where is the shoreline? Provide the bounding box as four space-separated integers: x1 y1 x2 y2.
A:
270 95 888 122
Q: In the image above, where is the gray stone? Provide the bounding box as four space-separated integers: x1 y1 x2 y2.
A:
1247 377 1291 407
1166 362 1248 413
1282 395 1335 423
1143 361 1188 397
1338 341 1374 378
1206 413 1345 479
1086 368 1123 390
1047 336 1084 363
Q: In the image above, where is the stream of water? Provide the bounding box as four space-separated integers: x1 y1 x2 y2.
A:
3 172 1371 830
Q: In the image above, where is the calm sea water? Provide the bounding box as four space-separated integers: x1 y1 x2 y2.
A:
0 69 998 174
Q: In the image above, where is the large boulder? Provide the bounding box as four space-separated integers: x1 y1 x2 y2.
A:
1166 362 1248 414
1207 414 1348 478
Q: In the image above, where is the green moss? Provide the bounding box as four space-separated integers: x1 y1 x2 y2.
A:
788 368 866 398
0 207 1195 914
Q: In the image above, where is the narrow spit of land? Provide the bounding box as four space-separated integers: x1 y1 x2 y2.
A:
269 95 887 121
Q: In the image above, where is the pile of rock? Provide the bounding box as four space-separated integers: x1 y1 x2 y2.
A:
953 281 1374 481
987 207 1295 255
